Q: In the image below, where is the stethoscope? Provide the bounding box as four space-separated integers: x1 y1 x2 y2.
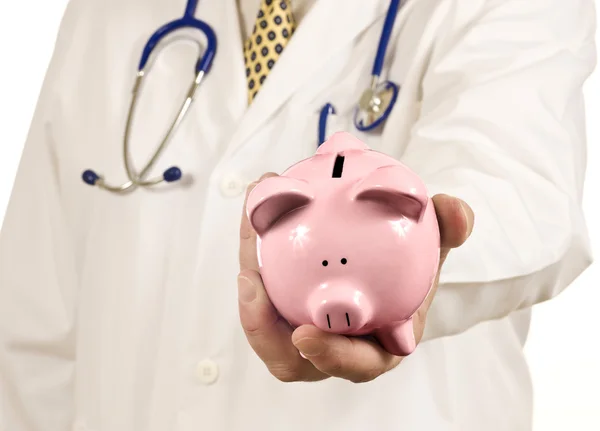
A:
318 0 401 146
82 0 400 193
82 0 216 192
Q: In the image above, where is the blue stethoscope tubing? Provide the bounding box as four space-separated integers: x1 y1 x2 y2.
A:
371 0 401 80
139 0 216 75
319 0 401 146
82 0 217 192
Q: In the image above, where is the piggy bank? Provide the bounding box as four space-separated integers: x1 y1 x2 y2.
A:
246 132 440 356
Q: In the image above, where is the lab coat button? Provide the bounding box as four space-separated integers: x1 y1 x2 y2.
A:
196 359 219 385
220 174 247 197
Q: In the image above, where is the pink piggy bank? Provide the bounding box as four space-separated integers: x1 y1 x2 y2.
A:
246 132 440 356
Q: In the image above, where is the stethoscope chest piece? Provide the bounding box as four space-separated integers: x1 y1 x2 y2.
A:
354 80 399 131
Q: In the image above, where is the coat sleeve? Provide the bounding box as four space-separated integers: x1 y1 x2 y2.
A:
391 0 597 341
0 2 86 430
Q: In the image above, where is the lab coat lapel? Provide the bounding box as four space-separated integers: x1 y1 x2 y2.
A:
226 0 388 157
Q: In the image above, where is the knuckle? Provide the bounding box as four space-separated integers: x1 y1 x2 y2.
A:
260 172 278 180
240 311 280 338
241 321 262 336
240 316 273 337
349 376 371 384
239 222 255 240
322 356 344 376
349 367 382 384
269 364 303 382
246 181 258 193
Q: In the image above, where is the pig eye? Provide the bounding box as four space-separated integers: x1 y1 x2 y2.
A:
341 258 347 265
322 260 329 267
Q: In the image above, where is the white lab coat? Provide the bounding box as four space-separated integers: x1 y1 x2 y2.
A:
0 0 596 430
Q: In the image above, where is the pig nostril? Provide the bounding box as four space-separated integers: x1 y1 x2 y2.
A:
327 314 331 329
341 258 347 265
346 313 350 327
322 260 328 267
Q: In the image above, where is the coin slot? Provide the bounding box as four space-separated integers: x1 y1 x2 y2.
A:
332 155 345 178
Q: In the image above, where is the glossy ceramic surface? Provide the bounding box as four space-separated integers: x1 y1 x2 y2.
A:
246 132 440 356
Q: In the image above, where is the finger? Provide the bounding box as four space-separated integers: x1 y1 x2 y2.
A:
238 269 327 382
239 172 278 272
291 325 402 383
239 181 260 272
413 194 475 334
432 194 474 263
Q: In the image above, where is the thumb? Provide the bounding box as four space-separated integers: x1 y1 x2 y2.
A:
432 194 474 264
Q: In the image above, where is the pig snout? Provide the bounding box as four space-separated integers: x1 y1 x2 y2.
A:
308 285 373 334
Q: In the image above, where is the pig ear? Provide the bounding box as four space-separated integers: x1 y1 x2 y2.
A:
351 165 429 222
246 177 314 235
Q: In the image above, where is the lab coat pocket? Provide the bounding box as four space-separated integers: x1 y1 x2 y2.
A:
286 110 351 167
309 107 385 153
312 110 353 146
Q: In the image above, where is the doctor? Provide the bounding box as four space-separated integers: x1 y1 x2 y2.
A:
0 0 595 430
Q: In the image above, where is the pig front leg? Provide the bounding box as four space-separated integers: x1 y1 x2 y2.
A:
375 318 416 356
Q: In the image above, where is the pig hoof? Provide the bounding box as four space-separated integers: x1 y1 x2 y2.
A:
375 318 416 356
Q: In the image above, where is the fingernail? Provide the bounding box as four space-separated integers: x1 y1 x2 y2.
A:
245 182 258 195
294 337 326 357
459 200 472 235
238 276 257 303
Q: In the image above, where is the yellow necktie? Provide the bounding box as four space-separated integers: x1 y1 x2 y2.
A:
243 0 296 103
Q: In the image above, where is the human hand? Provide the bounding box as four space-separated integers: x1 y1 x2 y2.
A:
238 173 474 383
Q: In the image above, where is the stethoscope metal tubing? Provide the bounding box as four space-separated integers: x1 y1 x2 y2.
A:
82 0 216 193
88 70 205 193
123 70 205 187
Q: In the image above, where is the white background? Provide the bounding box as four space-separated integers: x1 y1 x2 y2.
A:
0 1 598 430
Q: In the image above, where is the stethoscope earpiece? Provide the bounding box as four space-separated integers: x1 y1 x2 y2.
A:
82 165 182 190
82 170 100 186
163 167 183 183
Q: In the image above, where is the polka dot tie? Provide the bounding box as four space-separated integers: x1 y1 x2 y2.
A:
243 0 296 104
